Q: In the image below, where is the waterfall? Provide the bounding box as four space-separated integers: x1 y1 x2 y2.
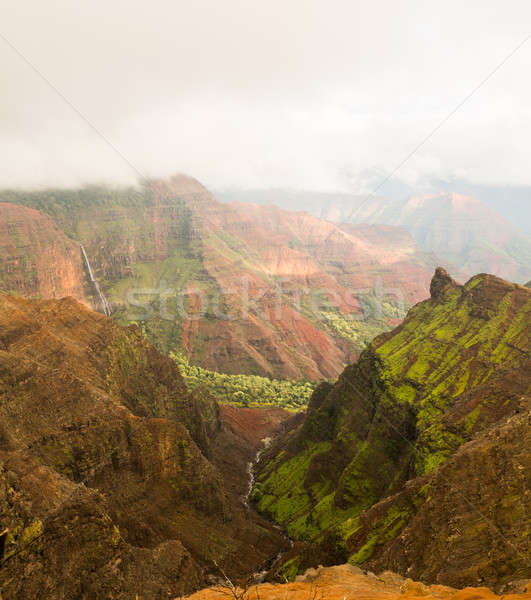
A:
80 244 111 317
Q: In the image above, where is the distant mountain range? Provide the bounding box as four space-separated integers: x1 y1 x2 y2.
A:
429 178 531 235
0 176 435 380
217 188 531 284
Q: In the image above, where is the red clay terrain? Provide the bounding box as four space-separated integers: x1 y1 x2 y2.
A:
0 176 436 379
222 189 531 284
0 202 90 304
321 191 531 283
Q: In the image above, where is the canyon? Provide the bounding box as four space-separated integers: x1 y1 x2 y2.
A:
0 292 290 597
0 175 436 380
218 189 531 284
0 178 529 598
0 269 528 597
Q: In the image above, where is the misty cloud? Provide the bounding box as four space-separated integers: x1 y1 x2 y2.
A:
1 0 531 190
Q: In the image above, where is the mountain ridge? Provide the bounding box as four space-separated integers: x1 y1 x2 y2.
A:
0 175 436 380
217 189 531 283
251 268 531 588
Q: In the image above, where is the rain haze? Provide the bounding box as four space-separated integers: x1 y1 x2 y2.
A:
2 0 531 191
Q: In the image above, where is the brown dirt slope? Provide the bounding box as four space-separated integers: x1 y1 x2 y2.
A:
0 293 287 598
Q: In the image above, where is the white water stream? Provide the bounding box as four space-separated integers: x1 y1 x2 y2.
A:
80 244 112 317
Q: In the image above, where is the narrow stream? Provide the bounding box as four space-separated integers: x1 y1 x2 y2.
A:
244 436 295 583
243 436 272 509
80 244 112 317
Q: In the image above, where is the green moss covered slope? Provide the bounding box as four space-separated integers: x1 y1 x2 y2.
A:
252 268 531 588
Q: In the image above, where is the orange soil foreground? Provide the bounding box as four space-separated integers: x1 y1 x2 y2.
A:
183 565 531 600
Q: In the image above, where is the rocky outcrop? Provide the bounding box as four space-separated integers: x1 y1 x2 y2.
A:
252 270 531 589
186 564 531 599
0 294 287 598
429 266 458 300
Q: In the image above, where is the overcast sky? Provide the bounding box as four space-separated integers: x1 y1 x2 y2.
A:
2 0 531 191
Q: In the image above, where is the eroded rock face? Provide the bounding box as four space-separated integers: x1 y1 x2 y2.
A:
252 189 531 284
185 564 531 600
0 176 436 379
0 294 287 598
356 409 531 588
252 270 531 589
0 202 91 305
429 266 458 300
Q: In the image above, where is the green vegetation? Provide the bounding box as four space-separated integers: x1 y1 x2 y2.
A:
253 441 332 538
372 275 531 474
0 185 149 236
320 309 393 353
171 352 316 410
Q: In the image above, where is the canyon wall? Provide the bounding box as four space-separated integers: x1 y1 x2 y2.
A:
0 176 436 379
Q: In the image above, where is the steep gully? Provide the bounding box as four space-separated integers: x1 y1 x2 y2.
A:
80 243 112 316
203 404 294 584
